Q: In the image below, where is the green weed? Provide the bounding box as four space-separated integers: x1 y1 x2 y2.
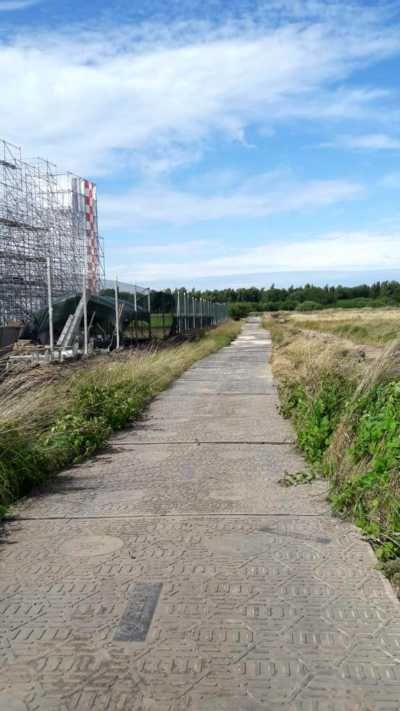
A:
279 372 354 464
42 413 111 468
278 470 316 486
329 381 400 559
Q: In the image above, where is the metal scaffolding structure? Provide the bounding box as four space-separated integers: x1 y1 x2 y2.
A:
0 138 104 326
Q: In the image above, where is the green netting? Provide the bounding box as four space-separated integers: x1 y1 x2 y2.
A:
23 289 226 343
29 292 150 339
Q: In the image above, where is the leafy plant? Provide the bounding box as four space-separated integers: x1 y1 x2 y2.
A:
76 381 152 431
279 371 353 463
42 413 111 467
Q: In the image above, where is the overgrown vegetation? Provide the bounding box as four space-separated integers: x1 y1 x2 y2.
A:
326 373 400 563
0 321 240 514
263 312 400 581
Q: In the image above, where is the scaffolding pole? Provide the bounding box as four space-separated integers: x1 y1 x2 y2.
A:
46 256 54 357
82 267 88 356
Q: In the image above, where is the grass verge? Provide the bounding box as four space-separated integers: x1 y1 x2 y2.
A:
0 321 240 514
263 313 400 591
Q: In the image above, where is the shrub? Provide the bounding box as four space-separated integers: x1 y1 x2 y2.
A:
229 302 252 320
295 301 322 312
335 297 393 309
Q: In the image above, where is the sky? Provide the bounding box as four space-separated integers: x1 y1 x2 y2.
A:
1 0 400 288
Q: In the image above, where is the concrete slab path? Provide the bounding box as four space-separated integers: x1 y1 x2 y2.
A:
1 318 400 710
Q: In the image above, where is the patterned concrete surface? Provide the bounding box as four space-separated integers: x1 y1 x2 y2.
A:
1 318 400 710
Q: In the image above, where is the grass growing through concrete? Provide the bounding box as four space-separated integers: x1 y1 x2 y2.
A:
0 321 240 513
263 312 400 591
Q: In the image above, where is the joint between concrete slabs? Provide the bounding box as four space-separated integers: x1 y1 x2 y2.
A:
12 510 332 522
114 440 296 446
158 392 277 397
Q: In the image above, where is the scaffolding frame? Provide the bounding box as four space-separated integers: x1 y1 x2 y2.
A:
0 138 104 326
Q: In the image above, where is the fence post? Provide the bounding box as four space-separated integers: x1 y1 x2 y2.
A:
161 291 165 338
114 278 120 349
148 288 152 338
132 286 137 340
184 291 188 332
176 289 180 334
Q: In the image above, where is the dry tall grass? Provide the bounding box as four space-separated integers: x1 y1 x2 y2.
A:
263 314 366 391
278 307 400 346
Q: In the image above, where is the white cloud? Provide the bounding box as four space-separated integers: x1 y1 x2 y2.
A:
380 172 400 189
327 133 400 150
111 231 400 282
0 6 399 175
208 232 400 274
110 239 215 257
0 0 40 10
101 175 364 228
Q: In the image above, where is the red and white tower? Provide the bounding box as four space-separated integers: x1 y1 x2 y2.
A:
83 179 100 293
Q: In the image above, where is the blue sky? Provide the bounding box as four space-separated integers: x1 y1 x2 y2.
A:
1 0 400 288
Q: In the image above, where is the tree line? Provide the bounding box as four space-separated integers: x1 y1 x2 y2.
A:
193 281 400 318
102 281 400 320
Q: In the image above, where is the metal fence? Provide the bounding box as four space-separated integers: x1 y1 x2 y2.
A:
174 289 228 335
5 279 227 351
1 275 229 367
111 282 228 345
